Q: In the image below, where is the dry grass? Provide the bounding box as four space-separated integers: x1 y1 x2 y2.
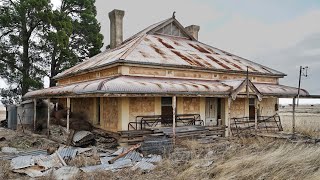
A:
165 138 320 180
74 138 320 180
69 154 101 167
2 137 320 180
280 114 320 136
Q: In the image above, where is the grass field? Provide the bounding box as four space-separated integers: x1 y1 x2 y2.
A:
279 105 320 137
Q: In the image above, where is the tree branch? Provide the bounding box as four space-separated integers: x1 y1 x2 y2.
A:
0 55 23 72
0 29 14 39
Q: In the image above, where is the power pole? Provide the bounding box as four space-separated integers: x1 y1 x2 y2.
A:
297 66 308 106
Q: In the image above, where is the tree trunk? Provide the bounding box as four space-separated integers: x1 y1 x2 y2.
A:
50 44 59 87
21 14 30 96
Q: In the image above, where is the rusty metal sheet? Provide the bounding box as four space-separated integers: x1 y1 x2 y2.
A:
53 18 285 80
131 161 155 171
24 76 234 98
24 76 308 98
255 83 309 96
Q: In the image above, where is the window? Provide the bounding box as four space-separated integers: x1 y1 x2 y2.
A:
161 97 173 116
249 98 255 119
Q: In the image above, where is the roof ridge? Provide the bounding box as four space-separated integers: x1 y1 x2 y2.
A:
120 34 147 60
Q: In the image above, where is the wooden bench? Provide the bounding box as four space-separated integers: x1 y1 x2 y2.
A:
128 114 204 130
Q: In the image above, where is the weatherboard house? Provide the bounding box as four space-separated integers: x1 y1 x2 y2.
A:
25 9 308 135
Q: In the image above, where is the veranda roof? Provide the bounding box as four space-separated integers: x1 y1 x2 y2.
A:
24 76 308 99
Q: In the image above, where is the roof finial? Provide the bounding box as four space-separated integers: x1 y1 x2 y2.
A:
172 11 176 18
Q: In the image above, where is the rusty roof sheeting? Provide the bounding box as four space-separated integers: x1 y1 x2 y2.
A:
255 83 309 97
24 76 307 99
54 18 285 79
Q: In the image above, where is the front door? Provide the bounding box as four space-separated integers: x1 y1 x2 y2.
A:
205 98 217 126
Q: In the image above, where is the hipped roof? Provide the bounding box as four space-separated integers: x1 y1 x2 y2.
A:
24 76 308 99
54 17 286 79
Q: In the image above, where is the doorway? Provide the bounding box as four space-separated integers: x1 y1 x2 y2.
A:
205 98 218 126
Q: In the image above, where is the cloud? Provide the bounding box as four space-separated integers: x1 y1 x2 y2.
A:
1 0 320 103
202 10 320 58
95 0 222 48
261 33 320 95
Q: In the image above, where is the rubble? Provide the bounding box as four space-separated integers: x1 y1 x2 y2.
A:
11 155 35 170
131 161 155 171
53 166 80 180
7 143 163 178
72 131 95 147
1 147 19 154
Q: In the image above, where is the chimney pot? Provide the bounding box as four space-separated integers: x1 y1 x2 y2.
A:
109 9 125 49
185 25 200 40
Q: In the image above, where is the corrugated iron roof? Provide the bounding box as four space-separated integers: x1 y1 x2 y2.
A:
255 83 308 97
24 76 308 98
54 18 285 79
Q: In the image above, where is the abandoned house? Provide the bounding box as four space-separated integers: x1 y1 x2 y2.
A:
24 9 309 136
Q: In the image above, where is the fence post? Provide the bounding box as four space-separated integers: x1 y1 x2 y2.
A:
292 97 296 135
172 96 176 143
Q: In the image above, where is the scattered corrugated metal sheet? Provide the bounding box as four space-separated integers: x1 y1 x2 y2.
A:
11 155 35 169
80 164 110 173
25 76 308 98
35 153 63 170
53 166 80 180
124 150 143 162
58 147 78 161
72 131 95 146
13 166 50 178
100 156 113 164
81 158 133 172
1 147 19 154
106 159 133 171
131 161 155 171
54 17 285 80
112 147 127 156
0 149 47 160
142 154 162 163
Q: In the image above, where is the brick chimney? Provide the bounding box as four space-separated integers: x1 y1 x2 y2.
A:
185 25 200 40
109 9 125 49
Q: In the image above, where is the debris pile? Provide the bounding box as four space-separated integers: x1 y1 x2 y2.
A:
140 135 173 155
3 143 162 178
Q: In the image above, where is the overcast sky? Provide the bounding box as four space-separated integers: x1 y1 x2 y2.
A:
1 0 320 104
